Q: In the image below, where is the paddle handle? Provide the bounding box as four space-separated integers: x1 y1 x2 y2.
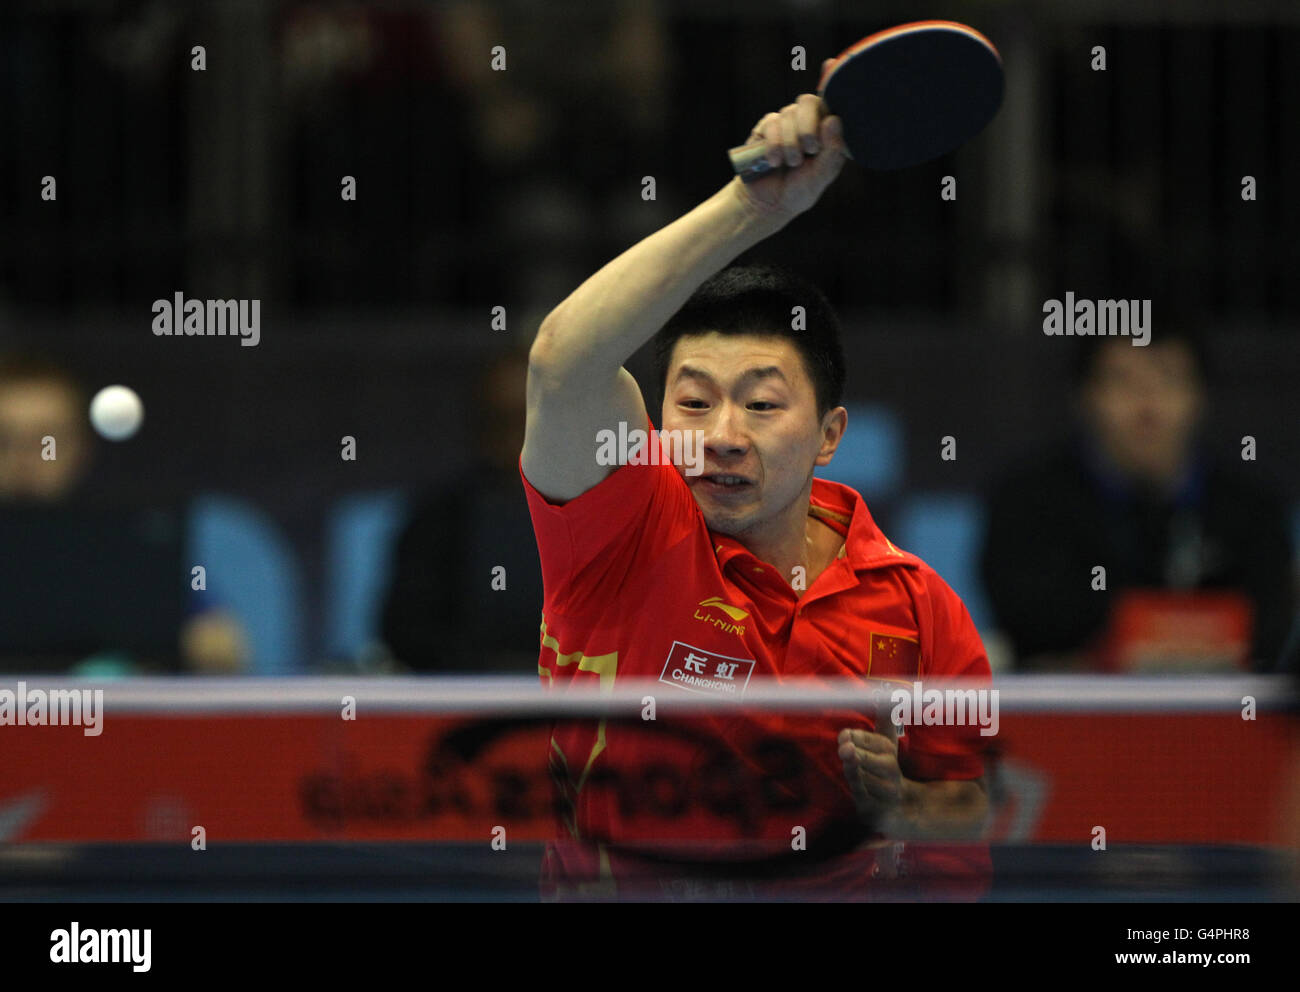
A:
727 143 780 183
728 138 851 183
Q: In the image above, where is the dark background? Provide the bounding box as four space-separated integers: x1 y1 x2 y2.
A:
1 0 1296 666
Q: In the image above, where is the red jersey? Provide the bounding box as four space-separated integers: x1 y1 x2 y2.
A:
520 416 991 847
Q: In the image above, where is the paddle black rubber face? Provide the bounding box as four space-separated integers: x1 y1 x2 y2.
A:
823 29 1004 171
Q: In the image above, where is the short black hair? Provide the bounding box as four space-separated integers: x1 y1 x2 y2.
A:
1069 314 1211 389
652 263 846 420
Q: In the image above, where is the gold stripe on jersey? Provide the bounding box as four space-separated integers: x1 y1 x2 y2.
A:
538 616 622 835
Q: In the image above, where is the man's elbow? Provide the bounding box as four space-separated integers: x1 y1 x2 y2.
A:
527 318 558 376
528 319 585 394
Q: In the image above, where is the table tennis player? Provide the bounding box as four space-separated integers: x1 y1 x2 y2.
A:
519 90 992 853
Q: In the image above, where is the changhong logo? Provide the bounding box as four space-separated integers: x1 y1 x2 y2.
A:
0 682 103 736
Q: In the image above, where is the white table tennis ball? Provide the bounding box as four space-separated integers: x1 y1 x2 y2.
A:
89 385 144 441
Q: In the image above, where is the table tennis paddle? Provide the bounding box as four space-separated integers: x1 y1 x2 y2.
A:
729 20 1004 180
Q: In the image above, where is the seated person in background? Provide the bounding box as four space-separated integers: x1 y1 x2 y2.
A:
0 353 247 675
379 345 544 672
980 327 1295 673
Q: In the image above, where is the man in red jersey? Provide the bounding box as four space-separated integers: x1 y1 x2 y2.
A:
520 90 992 858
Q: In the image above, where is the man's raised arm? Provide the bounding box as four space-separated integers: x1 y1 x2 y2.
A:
522 91 847 503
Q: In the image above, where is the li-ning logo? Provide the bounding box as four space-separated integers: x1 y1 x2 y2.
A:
694 596 748 637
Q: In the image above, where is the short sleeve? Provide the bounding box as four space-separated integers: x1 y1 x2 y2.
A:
519 415 698 621
905 570 993 781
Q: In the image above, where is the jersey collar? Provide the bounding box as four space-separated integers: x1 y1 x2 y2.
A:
710 477 915 574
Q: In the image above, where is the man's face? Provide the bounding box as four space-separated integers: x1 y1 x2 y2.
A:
0 378 90 501
661 333 842 537
1080 340 1204 487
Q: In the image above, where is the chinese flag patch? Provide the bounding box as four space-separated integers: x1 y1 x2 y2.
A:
867 632 920 676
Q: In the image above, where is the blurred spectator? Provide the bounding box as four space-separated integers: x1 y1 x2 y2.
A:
380 345 542 672
980 327 1295 673
0 354 248 675
434 0 671 304
0 354 91 502
269 1 670 308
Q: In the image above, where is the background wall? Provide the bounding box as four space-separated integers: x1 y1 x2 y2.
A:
1 0 1296 666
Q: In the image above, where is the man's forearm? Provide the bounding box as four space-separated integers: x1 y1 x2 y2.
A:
883 777 989 841
532 179 787 375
